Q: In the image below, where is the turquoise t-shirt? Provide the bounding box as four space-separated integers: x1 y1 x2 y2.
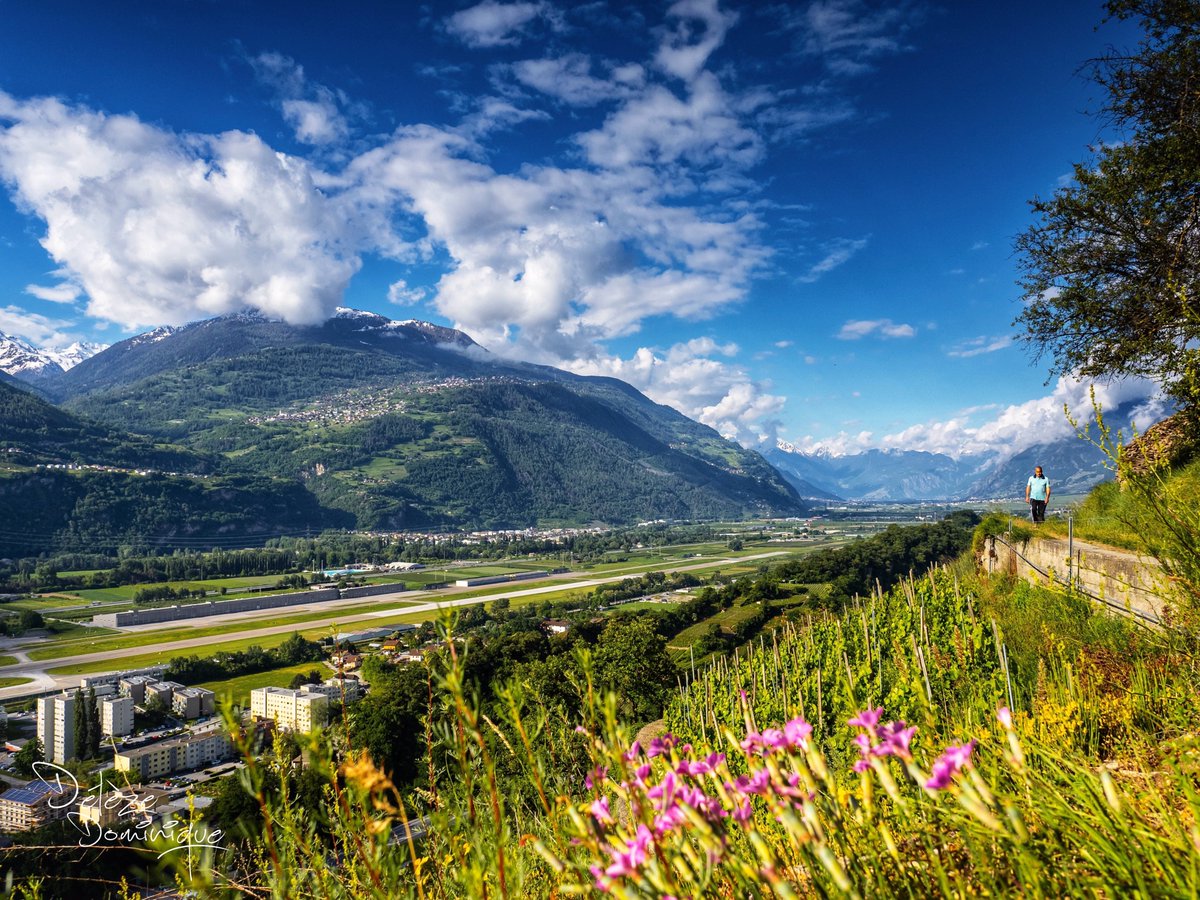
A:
1027 475 1049 501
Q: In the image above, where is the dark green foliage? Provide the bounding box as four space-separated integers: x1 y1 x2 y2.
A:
13 738 41 776
1015 0 1200 402
0 469 352 556
773 512 980 603
0 379 208 471
347 662 431 785
72 688 99 761
166 632 325 684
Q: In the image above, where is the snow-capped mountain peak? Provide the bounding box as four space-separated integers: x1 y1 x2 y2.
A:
0 332 108 383
41 340 108 371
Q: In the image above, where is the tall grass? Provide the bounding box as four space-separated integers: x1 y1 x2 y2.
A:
131 565 1200 898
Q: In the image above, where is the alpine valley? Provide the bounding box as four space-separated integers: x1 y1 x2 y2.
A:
0 310 805 555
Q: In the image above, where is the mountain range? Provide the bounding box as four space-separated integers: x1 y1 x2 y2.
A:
0 331 106 384
0 309 804 555
765 414 1143 502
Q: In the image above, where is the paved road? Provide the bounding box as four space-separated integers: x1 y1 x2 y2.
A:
0 551 786 701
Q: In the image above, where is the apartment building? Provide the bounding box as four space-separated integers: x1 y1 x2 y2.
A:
113 723 232 781
36 693 74 765
171 687 215 720
100 696 135 738
249 686 328 732
0 781 71 832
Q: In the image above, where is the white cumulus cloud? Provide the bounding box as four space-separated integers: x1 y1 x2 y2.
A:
446 1 550 48
0 304 76 345
24 282 80 303
0 91 361 329
837 318 915 340
877 376 1168 458
569 338 784 446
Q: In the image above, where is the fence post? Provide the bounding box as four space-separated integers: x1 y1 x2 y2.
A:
1067 513 1074 590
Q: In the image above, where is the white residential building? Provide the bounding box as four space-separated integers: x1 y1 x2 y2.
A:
36 693 74 764
250 686 328 732
100 696 135 738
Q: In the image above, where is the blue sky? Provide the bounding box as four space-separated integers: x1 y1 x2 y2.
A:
0 0 1163 456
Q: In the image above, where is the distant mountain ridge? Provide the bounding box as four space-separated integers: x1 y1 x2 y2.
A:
767 400 1159 501
0 308 804 553
0 331 106 384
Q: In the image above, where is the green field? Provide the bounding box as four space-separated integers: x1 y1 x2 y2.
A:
62 574 287 604
199 662 334 708
28 548 815 677
0 656 16 667
0 676 33 688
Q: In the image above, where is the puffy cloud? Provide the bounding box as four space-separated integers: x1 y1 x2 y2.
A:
655 0 740 82
0 92 361 328
947 335 1012 358
445 1 550 48
568 338 784 446
0 304 76 345
512 55 641 106
876 376 1168 458
251 52 349 146
24 282 80 303
342 122 768 355
387 280 428 305
837 318 915 340
577 73 763 181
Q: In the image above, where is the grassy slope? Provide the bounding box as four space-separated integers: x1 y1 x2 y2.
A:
1040 456 1200 552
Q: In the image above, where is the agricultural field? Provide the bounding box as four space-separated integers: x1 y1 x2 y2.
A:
61 574 290 604
199 662 334 708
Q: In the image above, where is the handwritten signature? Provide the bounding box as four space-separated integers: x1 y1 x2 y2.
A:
33 761 225 857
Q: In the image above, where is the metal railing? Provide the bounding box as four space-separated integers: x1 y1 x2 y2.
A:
989 533 1162 628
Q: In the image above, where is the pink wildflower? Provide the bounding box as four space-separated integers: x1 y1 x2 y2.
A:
584 765 608 790
848 707 885 733
732 800 754 823
604 824 652 878
647 734 678 758
590 796 613 825
623 741 642 762
925 740 977 790
783 716 813 750
740 730 765 754
728 768 771 795
875 721 917 760
997 706 1013 729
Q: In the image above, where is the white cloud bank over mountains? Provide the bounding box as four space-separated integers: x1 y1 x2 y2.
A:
4 0 1083 454
788 375 1170 461
0 0 895 446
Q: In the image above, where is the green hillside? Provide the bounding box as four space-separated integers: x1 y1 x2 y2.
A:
1 312 804 551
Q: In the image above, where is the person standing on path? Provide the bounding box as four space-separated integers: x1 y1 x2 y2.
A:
1026 465 1051 523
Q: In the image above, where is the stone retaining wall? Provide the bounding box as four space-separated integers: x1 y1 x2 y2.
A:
984 533 1166 622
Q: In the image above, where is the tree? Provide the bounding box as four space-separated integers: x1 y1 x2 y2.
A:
73 690 89 761
1014 1 1200 404
348 664 430 784
13 738 41 777
85 687 100 758
591 617 678 723
16 609 43 633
